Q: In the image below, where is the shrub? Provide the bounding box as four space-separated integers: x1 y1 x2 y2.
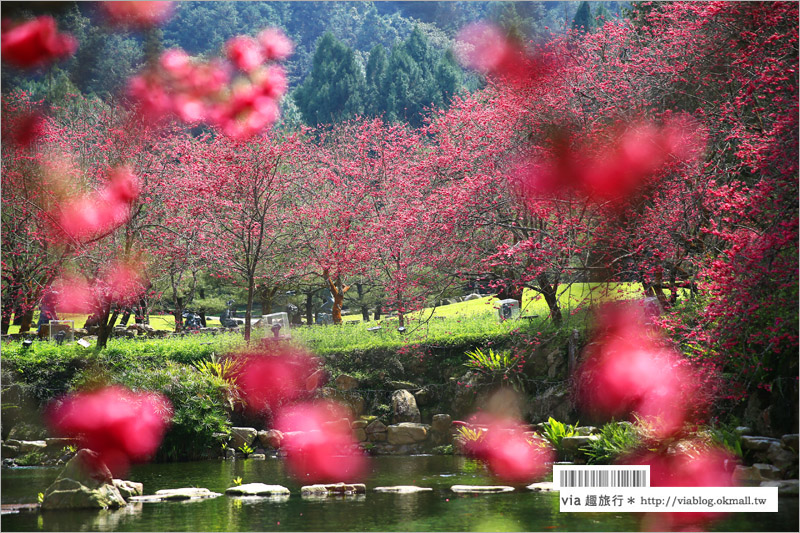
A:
541 417 579 456
582 421 642 465
114 361 231 461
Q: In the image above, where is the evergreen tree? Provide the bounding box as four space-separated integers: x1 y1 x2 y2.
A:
364 44 388 117
572 1 593 33
293 32 366 126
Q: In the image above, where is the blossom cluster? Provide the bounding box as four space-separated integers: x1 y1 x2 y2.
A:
128 28 292 138
1 16 77 69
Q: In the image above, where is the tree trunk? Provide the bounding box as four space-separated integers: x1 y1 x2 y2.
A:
305 292 314 325
323 269 349 325
357 283 369 322
537 274 562 326
374 302 382 321
18 308 34 334
119 310 131 326
1 297 13 335
244 277 255 342
173 297 184 332
197 288 206 327
96 306 118 350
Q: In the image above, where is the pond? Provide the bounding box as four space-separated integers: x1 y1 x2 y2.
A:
2 456 797 532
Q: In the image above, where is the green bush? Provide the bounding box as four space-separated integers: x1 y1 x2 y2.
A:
113 361 231 461
582 422 642 465
541 417 579 456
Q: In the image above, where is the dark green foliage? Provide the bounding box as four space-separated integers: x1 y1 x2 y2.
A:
115 361 232 461
572 1 593 32
364 44 388 116
294 32 366 126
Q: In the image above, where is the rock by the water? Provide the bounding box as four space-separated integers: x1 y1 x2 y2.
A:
392 390 421 424
258 429 283 449
230 427 258 450
753 463 782 480
781 434 799 454
733 465 765 484
225 483 289 496
41 450 126 510
42 478 127 510
741 436 780 452
527 482 557 492
560 435 599 457
130 488 222 502
366 420 388 442
352 420 368 429
249 453 266 460
17 440 47 453
387 423 429 445
113 479 143 500
431 414 452 434
301 483 366 495
373 486 432 493
574 426 598 436
760 479 799 495
451 485 514 493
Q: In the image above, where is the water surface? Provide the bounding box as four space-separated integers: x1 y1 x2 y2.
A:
2 456 797 531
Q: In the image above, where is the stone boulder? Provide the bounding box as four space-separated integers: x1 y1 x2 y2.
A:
230 427 258 450
131 488 221 502
373 486 432 493
560 436 599 461
334 374 359 391
301 483 366 495
527 482 556 492
781 434 799 454
258 429 283 450
387 423 429 445
760 479 800 495
365 420 388 442
430 414 452 445
41 450 127 510
392 390 421 424
113 479 144 500
450 485 514 493
225 483 290 496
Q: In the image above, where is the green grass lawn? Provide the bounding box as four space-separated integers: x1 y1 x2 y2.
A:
6 283 672 355
302 282 662 355
6 313 222 335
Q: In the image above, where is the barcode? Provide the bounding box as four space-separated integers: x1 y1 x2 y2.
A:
559 469 648 488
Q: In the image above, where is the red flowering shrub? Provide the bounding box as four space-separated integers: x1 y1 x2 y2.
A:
1 16 76 68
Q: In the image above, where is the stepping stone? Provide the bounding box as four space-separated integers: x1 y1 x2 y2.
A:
373 486 433 494
450 485 514 493
527 482 557 492
301 482 366 495
225 483 290 496
129 488 222 502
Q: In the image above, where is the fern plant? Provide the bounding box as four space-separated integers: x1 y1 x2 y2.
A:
582 422 642 465
238 443 254 457
193 353 242 409
464 348 524 389
541 417 579 456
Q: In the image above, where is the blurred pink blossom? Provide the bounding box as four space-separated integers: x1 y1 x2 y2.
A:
575 303 701 438
226 36 263 73
515 117 701 203
627 445 735 529
275 402 366 483
461 415 554 482
55 166 140 243
235 349 319 412
1 16 76 68
47 386 172 476
258 28 293 61
456 22 552 87
101 1 174 28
